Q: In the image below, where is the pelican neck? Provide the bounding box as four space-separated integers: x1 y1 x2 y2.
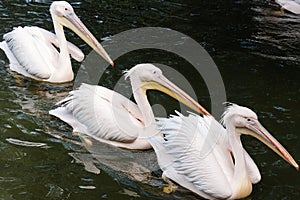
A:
130 76 156 128
227 125 252 199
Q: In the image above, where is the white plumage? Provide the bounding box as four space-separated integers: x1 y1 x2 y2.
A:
275 0 300 14
150 104 298 199
0 26 83 80
151 113 233 199
0 1 113 83
50 64 209 150
51 83 144 143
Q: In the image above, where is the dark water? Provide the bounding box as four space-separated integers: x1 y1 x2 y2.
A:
0 0 299 199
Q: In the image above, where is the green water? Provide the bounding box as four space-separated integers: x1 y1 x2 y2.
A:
0 0 299 199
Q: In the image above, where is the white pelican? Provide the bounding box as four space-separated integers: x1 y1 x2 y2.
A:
49 63 210 149
0 1 114 83
149 103 299 199
275 0 300 14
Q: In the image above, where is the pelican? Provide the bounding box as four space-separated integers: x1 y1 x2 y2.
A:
275 0 300 14
49 63 210 149
0 1 114 83
149 103 299 199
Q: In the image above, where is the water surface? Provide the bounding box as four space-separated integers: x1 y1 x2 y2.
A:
0 0 299 199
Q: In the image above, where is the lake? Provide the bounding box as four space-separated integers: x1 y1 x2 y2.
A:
0 0 299 199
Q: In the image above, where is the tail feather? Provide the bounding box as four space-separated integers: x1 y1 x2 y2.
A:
148 135 173 171
0 41 19 66
0 40 37 79
49 107 87 133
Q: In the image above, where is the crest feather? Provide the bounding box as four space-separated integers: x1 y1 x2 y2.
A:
220 102 238 126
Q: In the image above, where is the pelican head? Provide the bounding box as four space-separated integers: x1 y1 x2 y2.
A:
50 1 114 66
125 64 211 116
222 103 299 170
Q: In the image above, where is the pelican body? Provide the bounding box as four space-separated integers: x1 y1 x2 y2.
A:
0 1 113 83
150 104 298 199
275 0 300 14
50 64 209 150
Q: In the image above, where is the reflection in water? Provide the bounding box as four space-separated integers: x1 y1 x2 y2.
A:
69 137 202 199
250 6 300 64
0 0 299 199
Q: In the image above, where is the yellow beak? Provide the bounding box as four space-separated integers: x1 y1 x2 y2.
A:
141 74 211 116
237 121 299 170
58 13 114 66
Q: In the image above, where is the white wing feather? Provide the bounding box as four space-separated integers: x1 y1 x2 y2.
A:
1 26 84 80
275 0 300 14
49 106 88 133
50 83 144 143
3 26 55 79
32 27 84 61
0 40 38 79
150 114 233 199
152 112 262 198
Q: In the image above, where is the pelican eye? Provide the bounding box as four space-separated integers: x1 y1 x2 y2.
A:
246 118 256 125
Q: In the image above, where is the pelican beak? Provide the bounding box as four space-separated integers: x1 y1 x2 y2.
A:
58 13 114 66
141 74 211 116
236 120 299 170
